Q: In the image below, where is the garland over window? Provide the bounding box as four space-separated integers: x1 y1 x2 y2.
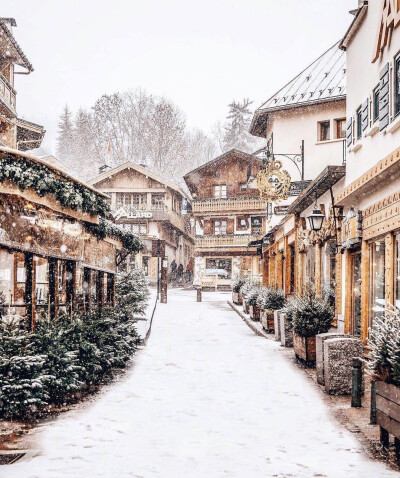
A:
0 154 109 217
86 218 144 253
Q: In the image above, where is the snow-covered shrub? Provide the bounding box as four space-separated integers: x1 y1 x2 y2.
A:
246 286 261 307
239 280 252 299
231 277 246 293
281 298 297 327
292 289 333 338
116 269 149 316
368 310 400 385
322 282 336 309
257 287 286 311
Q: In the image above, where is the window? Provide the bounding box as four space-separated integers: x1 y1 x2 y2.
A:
151 193 165 207
132 193 147 207
289 244 295 294
214 220 227 235
205 258 232 279
395 234 400 308
251 216 262 235
132 223 147 235
334 118 346 139
318 121 330 141
240 183 247 191
395 52 400 117
236 217 248 230
35 256 49 306
356 107 362 140
214 185 227 199
373 86 380 123
370 240 385 325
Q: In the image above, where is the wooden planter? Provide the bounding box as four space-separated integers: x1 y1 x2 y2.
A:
376 381 400 456
260 309 275 332
293 333 316 365
249 305 260 321
232 291 243 305
243 299 249 314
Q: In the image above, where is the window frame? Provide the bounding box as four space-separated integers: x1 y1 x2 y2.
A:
356 107 362 140
334 118 346 139
395 51 400 118
373 86 380 123
318 120 331 142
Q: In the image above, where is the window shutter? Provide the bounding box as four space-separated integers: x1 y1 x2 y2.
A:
204 219 212 235
346 117 352 148
227 219 235 235
379 62 390 131
362 98 369 131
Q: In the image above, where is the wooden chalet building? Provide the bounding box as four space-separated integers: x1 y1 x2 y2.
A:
89 162 194 281
184 150 267 288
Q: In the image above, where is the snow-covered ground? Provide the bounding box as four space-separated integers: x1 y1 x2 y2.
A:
3 289 398 478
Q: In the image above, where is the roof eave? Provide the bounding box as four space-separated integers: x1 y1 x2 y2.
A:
339 2 369 51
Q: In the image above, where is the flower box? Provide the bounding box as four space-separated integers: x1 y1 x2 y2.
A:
376 381 400 451
293 332 316 365
249 305 260 321
260 309 275 332
232 291 243 305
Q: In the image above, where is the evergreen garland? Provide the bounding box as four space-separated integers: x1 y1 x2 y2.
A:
0 154 109 217
85 218 144 253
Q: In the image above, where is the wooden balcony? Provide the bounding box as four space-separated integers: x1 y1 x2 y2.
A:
195 234 260 250
192 197 267 215
0 73 16 117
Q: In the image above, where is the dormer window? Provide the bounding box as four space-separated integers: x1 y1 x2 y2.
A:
214 185 227 199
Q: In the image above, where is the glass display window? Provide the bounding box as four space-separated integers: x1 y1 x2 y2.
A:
395 234 400 309
370 240 385 325
0 248 14 304
35 256 49 306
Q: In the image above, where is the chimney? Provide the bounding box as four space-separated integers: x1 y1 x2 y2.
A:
99 164 111 174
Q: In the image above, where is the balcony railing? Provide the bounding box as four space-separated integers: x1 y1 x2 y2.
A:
195 234 260 249
192 197 268 214
0 73 16 114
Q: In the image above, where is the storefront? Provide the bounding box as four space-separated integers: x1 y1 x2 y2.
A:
0 148 142 330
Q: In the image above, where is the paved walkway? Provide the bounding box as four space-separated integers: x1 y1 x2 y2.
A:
4 290 399 478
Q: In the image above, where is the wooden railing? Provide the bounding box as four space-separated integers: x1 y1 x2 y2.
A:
192 197 267 214
195 234 260 248
0 73 16 113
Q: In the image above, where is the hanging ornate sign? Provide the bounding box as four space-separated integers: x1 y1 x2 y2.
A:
256 159 291 202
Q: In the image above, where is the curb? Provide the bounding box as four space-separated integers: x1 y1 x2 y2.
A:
227 300 274 341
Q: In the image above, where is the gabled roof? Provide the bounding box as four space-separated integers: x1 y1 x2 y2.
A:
88 161 190 200
339 2 368 51
0 19 33 72
250 42 346 137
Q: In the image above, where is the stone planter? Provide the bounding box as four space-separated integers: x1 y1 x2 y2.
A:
274 310 282 341
316 333 347 385
242 299 249 314
376 381 400 452
232 291 243 305
279 313 293 348
260 309 274 333
293 333 316 365
249 305 260 321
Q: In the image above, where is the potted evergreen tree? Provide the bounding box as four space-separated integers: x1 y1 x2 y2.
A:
231 277 246 305
240 281 252 314
258 287 286 332
369 311 400 452
247 287 262 321
292 289 333 365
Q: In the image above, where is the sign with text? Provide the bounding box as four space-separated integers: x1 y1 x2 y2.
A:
113 207 152 221
274 205 289 215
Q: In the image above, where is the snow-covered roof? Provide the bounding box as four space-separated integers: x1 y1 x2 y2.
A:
0 19 33 72
251 42 346 137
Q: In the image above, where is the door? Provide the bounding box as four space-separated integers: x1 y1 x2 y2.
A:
351 252 362 336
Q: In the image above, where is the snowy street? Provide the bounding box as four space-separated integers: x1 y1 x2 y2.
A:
4 289 398 478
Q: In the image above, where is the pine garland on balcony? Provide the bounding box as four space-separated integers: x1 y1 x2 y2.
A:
85 218 144 253
0 153 109 217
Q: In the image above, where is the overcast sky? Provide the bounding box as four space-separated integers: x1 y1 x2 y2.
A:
3 0 356 153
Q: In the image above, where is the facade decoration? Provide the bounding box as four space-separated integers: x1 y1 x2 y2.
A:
256 158 291 202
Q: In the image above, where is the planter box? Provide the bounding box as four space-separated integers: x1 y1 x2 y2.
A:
249 305 260 321
242 299 249 314
376 381 400 448
293 333 316 364
260 310 274 332
232 291 243 305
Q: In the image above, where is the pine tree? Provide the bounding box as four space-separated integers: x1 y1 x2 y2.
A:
222 98 258 153
73 108 97 179
116 269 150 317
56 105 75 167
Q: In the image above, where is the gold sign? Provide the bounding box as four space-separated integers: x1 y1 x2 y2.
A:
256 159 291 202
373 0 400 62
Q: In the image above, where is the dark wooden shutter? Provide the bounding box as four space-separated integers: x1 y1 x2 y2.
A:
204 219 212 235
346 117 352 148
362 98 369 131
379 62 390 131
227 219 234 235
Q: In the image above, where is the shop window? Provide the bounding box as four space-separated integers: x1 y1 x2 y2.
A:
395 52 400 118
205 258 232 279
35 256 49 307
306 246 316 285
370 240 385 325
351 252 362 337
318 121 330 141
334 118 346 139
356 107 362 140
0 248 13 304
373 86 380 123
251 217 262 235
289 244 295 293
57 260 68 306
15 252 26 305
395 234 400 308
214 185 227 199
214 220 227 235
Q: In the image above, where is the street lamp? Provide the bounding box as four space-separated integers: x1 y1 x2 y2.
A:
307 207 325 231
